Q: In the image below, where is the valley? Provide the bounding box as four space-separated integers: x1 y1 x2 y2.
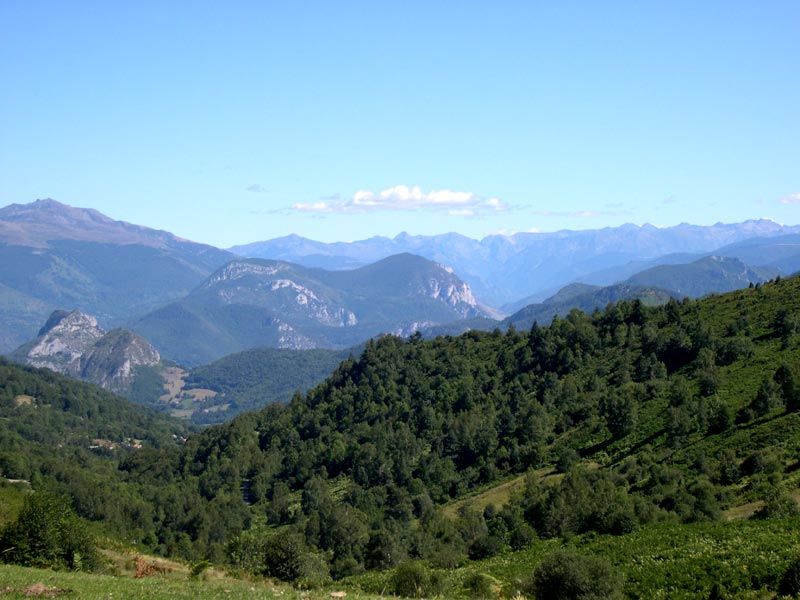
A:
1 201 800 598
2 232 799 596
5 3 799 596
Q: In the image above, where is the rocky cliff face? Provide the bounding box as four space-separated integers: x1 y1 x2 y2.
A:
11 310 161 393
423 270 480 318
21 310 105 371
75 329 161 392
201 260 359 328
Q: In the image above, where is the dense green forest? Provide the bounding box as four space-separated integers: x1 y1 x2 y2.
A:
183 346 357 424
2 276 800 597
0 359 190 543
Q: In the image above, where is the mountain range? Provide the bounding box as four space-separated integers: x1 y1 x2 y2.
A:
230 220 800 308
2 199 799 370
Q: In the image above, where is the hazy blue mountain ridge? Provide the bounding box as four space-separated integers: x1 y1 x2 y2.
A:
625 256 779 297
231 220 800 307
503 255 778 331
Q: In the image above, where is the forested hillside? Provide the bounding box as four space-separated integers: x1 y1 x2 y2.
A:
118 276 800 592
182 346 357 424
0 359 189 540
3 276 800 597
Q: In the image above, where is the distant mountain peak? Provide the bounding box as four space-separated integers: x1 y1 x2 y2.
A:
1 198 115 226
0 199 183 248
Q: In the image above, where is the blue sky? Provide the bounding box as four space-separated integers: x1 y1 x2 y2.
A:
1 1 798 248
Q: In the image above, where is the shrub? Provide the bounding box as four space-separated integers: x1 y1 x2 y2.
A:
295 551 332 589
262 531 306 582
523 549 623 600
190 559 211 579
468 535 504 560
508 522 536 551
779 555 800 597
555 446 579 473
391 561 442 598
464 571 500 598
0 491 100 571
754 487 799 520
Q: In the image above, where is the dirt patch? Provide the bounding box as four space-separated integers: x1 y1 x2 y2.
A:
20 583 72 597
134 555 173 578
723 500 763 521
724 487 800 521
185 389 217 402
159 367 217 421
159 367 187 402
13 395 34 407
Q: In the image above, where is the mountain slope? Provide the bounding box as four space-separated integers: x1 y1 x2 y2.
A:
504 255 778 330
180 345 357 424
714 233 800 274
3 274 800 596
132 253 494 366
625 255 778 296
114 274 800 590
0 357 189 546
576 235 800 289
504 282 676 330
0 199 234 351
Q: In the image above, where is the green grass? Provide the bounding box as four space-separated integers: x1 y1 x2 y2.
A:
0 562 380 600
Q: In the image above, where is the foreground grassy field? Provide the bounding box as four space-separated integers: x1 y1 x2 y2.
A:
0 562 378 600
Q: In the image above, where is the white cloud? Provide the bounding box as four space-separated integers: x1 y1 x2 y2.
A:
492 227 541 235
780 193 800 204
532 208 633 218
293 185 505 216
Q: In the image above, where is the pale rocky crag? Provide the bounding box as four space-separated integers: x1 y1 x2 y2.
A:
11 309 161 394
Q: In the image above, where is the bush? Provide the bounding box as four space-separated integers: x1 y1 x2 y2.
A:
468 535 504 560
190 559 211 579
779 555 800 597
524 549 623 600
555 446 579 473
262 531 305 582
0 491 100 571
508 522 536 550
754 487 799 520
464 571 500 598
295 551 331 589
227 528 308 582
391 561 442 598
